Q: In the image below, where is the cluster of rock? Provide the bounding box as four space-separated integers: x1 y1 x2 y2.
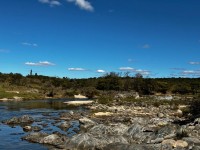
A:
2 103 200 150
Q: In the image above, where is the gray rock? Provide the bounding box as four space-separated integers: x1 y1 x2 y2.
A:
67 133 128 150
3 115 34 125
103 143 161 150
89 123 129 135
22 132 68 147
58 121 71 131
182 137 200 146
22 132 49 143
79 117 97 129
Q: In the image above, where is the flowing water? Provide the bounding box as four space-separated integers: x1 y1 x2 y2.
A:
0 99 85 150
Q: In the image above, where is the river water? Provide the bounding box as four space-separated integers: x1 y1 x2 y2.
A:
0 99 85 150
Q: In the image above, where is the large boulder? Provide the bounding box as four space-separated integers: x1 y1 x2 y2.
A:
67 133 128 150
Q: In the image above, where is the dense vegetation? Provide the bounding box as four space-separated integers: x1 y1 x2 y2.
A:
0 72 199 100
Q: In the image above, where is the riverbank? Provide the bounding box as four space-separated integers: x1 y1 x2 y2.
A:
1 98 200 150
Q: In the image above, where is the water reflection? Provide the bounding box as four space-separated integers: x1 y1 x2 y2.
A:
0 99 85 150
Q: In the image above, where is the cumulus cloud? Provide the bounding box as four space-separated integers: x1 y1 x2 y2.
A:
119 67 134 71
22 42 38 47
135 69 150 75
189 61 200 65
67 0 94 11
25 61 55 66
96 69 106 73
182 70 200 74
38 0 61 7
119 67 150 75
68 68 86 71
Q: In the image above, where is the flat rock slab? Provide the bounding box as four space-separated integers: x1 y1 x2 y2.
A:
64 100 93 106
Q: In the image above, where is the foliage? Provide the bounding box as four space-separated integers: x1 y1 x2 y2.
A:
188 97 200 118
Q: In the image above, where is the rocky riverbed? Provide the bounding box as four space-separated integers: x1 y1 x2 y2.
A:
2 101 200 150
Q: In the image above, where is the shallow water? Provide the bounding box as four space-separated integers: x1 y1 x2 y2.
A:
0 99 85 150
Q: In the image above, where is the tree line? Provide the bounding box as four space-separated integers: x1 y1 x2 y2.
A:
0 72 199 98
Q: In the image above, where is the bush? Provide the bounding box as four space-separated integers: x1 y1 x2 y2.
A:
97 95 114 104
188 98 200 118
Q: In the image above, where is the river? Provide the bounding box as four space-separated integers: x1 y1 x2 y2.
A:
0 99 85 150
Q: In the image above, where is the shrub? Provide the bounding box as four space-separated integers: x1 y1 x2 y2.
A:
188 98 200 118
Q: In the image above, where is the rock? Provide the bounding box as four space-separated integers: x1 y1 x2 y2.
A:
69 110 74 116
32 126 42 132
89 124 129 135
67 133 128 150
22 132 68 147
176 109 183 117
194 118 200 124
162 139 176 147
174 140 188 148
157 113 164 118
23 126 32 132
126 123 154 143
64 100 93 106
155 125 177 139
150 138 164 144
94 112 113 117
103 143 161 150
182 137 200 145
22 132 49 143
41 134 64 145
58 121 71 131
3 115 34 125
79 117 96 129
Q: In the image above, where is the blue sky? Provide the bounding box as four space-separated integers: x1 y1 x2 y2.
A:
0 0 200 78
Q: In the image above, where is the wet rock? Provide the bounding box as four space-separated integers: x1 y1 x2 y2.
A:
32 126 42 132
23 126 32 132
60 112 82 120
23 126 42 132
22 132 68 147
58 121 71 131
3 115 34 125
22 132 49 143
41 134 64 145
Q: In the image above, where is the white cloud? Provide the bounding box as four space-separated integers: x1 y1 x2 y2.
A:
25 61 55 66
189 61 200 65
96 69 105 73
180 70 200 77
119 67 134 71
135 69 150 75
142 44 150 49
38 0 61 7
182 70 200 74
68 68 86 71
22 42 38 47
67 0 94 11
